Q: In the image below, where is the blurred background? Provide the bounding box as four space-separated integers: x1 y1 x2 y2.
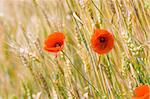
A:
0 0 150 98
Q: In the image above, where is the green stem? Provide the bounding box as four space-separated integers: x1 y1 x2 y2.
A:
61 50 101 95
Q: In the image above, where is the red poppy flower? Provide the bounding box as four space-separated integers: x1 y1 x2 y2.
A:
132 85 150 99
44 32 65 53
91 29 114 54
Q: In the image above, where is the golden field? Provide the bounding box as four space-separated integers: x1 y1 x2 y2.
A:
0 0 150 98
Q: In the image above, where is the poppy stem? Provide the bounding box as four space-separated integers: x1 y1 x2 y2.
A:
61 50 101 95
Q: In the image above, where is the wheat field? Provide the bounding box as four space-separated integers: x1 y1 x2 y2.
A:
0 0 150 99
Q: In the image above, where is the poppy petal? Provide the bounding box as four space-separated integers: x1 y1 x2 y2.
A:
44 32 65 53
134 85 149 97
91 29 114 54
